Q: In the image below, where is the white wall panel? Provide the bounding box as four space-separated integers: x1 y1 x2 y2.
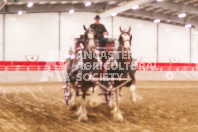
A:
60 12 96 61
60 12 111 61
191 29 198 63
113 16 157 62
0 14 3 60
2 12 194 63
158 23 190 62
5 13 59 61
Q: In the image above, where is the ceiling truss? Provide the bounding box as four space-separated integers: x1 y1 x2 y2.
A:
0 0 197 28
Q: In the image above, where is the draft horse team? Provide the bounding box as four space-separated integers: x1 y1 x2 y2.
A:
62 24 142 122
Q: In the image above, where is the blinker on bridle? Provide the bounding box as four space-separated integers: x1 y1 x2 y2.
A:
85 29 96 51
119 32 132 48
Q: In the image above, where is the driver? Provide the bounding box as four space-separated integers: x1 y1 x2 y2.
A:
90 15 108 48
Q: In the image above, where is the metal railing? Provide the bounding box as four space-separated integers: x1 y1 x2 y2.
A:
0 65 198 71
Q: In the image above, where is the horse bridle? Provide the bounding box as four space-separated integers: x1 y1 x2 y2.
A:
119 32 132 51
84 29 97 51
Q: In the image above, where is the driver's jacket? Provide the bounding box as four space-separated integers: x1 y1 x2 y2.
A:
90 23 107 40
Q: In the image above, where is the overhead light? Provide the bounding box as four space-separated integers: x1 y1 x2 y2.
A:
39 2 47 4
17 2 24 5
72 1 78 4
27 2 33 7
111 12 117 16
157 0 163 2
108 1 117 5
50 1 57 4
18 11 23 15
61 1 68 4
69 9 75 14
132 5 139 10
154 19 160 23
185 24 192 28
85 1 91 7
178 13 186 18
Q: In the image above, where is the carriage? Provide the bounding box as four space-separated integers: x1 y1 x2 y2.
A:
62 26 138 122
63 34 134 106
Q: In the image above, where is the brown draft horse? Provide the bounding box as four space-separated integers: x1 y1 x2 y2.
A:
104 26 142 121
65 25 102 121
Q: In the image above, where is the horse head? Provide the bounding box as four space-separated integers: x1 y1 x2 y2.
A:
83 25 97 51
119 26 132 51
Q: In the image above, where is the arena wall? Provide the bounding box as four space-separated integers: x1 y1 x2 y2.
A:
0 12 198 82
0 61 198 82
191 29 198 63
1 71 198 83
158 23 190 63
4 13 59 61
0 14 3 61
0 12 197 63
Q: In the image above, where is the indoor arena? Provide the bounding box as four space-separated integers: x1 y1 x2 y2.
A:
0 0 198 132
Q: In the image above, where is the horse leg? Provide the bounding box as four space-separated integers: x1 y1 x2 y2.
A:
130 74 142 103
62 71 69 89
78 90 88 122
69 88 77 110
89 85 102 108
112 89 123 122
109 91 116 110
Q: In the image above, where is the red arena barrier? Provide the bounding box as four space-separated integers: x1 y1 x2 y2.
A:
0 61 198 71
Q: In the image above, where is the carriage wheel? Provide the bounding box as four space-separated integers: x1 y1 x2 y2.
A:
64 86 71 106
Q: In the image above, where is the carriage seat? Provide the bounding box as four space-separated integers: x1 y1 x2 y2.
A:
96 38 115 52
106 38 115 43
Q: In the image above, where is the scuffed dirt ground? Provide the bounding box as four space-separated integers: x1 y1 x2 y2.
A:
0 81 198 132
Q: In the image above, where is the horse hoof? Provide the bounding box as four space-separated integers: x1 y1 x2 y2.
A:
69 102 77 110
131 93 143 103
69 105 77 110
78 115 88 122
109 100 116 110
137 95 143 101
76 107 82 116
113 113 123 122
131 96 137 103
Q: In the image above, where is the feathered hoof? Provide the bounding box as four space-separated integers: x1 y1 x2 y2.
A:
69 101 77 110
78 114 88 122
113 112 123 122
131 95 137 103
131 93 143 103
76 106 82 116
109 100 116 110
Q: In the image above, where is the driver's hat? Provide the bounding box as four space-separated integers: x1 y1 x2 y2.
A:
94 15 101 20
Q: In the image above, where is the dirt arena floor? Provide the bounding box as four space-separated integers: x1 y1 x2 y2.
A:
0 81 198 132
